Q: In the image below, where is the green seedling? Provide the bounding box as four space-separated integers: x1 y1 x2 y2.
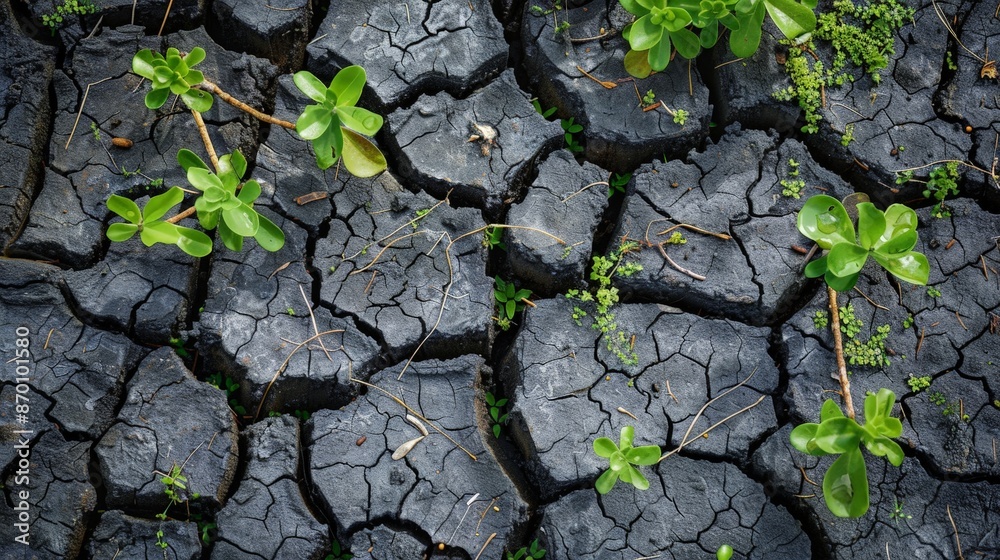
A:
325 539 353 560
906 375 930 393
207 373 247 415
42 0 97 35
642 89 657 105
132 47 213 112
666 231 687 245
507 539 546 560
485 392 509 438
90 122 101 140
531 98 557 119
494 276 533 331
781 178 805 199
927 286 941 298
561 117 584 153
178 148 285 253
788 158 800 176
593 426 660 494
608 172 631 198
813 310 829 329
841 123 855 147
483 226 506 250
889 498 912 524
105 187 213 257
619 0 817 78
798 194 929 291
293 67 386 175
790 389 904 517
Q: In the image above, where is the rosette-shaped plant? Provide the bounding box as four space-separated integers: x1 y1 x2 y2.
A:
293 66 387 176
592 426 661 494
131 47 213 112
797 195 929 291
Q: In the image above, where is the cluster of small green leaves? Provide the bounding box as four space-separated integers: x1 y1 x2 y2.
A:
207 373 247 416
798 195 929 291
483 226 506 251
844 323 890 367
618 0 817 78
790 389 904 517
813 309 829 329
669 107 689 126
889 498 912 524
561 117 584 153
840 123 855 147
906 374 930 393
929 391 969 421
927 286 941 298
485 392 510 438
666 231 687 245
593 426 660 493
133 47 213 112
155 464 199 548
494 276 533 331
781 178 805 198
41 0 96 35
566 241 643 365
608 172 631 198
923 162 960 218
507 539 546 560
774 0 914 133
325 539 353 560
106 187 213 257
293 68 386 175
902 314 914 329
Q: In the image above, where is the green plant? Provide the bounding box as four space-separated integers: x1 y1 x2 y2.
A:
926 286 941 298
781 178 805 199
923 162 960 218
531 98 557 119
293 68 386 175
507 539 546 560
889 498 912 524
293 409 311 422
843 323 890 367
484 392 509 438
483 226 506 250
566 241 643 365
813 309 829 329
207 373 247 415
798 195 929 291
928 391 946 406
168 336 191 359
790 389 904 517
325 539 353 560
716 544 734 560
42 0 97 35
642 89 656 105
178 149 285 253
608 172 631 198
561 117 584 153
670 107 689 126
132 47 213 112
788 158 800 176
593 426 660 494
106 187 213 257
902 314 914 329
494 276 532 331
618 0 818 78
666 231 687 244
773 0 914 133
190 513 216 544
90 122 101 140
841 123 855 147
906 375 930 393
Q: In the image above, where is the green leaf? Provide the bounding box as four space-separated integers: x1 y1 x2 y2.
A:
230 150 247 180
804 254 828 278
880 204 918 245
648 33 672 72
493 424 501 438
798 195 856 249
594 437 618 458
107 222 139 242
628 15 664 51
625 445 661 466
700 19 720 48
670 27 701 59
626 464 650 490
177 148 209 172
140 220 182 247
107 195 142 223
595 468 619 494
237 179 262 205
170 78 191 96
297 105 333 140
506 300 516 319
132 50 157 80
856 203 886 250
196 201 221 230
341 127 387 178
790 423 830 456
823 448 869 517
730 2 765 58
293 71 329 104
763 0 816 40
824 269 860 292
619 426 635 450
181 89 213 112
874 230 917 256
218 220 245 252
330 65 367 108
143 186 184 222
813 417 863 454
820 399 845 422
496 398 508 407
175 226 213 257
312 126 338 170
254 213 285 252
185 69 205 87
624 49 653 79
222 204 260 237
864 436 904 466
491 408 499 421
620 0 645 15
873 251 929 285
337 106 383 136
183 47 206 67
827 242 869 277
145 87 171 110
188 167 224 192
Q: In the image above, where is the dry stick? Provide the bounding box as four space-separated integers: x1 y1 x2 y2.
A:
658 245 706 281
131 0 137 24
853 286 889 311
157 0 174 36
472 533 497 560
65 77 114 150
253 329 344 419
828 288 856 419
166 110 222 224
658 368 760 463
562 181 610 203
299 284 333 361
349 377 478 461
199 80 296 129
947 505 965 560
344 194 453 262
395 224 565 380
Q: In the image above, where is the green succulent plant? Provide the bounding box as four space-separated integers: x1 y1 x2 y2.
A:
177 149 284 253
106 187 212 257
797 195 929 292
132 47 213 112
593 426 660 494
790 389 904 517
293 67 387 176
619 0 817 78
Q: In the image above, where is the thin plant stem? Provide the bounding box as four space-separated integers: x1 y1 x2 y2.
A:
191 110 220 171
199 79 295 129
828 287 855 419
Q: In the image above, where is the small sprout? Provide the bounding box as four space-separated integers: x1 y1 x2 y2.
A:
561 117 584 153
788 158 800 176
841 123 855 147
593 426 660 494
286 307 295 316
927 286 941 298
780 178 805 199
902 315 914 329
889 498 912 524
813 310 829 330
906 375 931 393
485 392 509 438
666 231 687 245
642 89 656 106
672 108 689 126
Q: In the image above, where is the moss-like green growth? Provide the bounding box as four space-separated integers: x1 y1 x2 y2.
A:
781 178 806 199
